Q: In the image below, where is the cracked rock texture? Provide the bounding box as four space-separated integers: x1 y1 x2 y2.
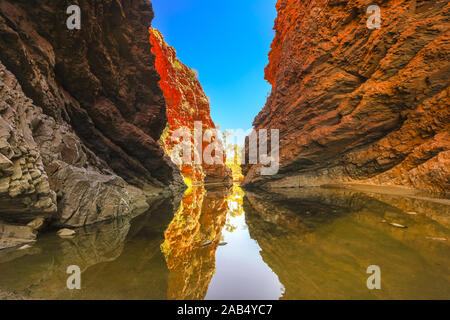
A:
0 63 57 221
244 0 449 194
0 61 149 237
0 0 183 247
0 0 181 190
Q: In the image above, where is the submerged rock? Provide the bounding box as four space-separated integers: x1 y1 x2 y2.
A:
57 228 76 238
27 217 45 231
388 223 408 229
0 221 36 250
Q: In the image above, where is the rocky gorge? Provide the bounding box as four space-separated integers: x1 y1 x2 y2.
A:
0 0 449 301
0 0 232 250
243 0 449 195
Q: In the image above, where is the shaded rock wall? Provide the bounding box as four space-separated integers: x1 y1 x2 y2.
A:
244 0 449 194
0 61 149 233
0 0 182 235
0 0 181 190
0 63 57 220
150 28 232 187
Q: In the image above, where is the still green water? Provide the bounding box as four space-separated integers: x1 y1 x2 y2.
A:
0 185 449 299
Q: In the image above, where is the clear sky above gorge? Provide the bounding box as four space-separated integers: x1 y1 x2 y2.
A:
150 0 277 131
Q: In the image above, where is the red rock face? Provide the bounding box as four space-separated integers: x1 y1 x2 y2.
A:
150 28 232 186
244 0 450 194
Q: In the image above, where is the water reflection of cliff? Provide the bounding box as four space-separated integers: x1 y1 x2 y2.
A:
0 185 448 300
161 186 231 300
0 196 178 299
243 188 450 300
0 185 232 300
0 216 132 299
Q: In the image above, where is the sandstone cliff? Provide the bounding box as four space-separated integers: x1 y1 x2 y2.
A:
150 28 232 187
0 0 183 244
244 0 449 194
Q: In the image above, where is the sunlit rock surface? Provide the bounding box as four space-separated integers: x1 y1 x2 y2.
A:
244 0 449 194
150 28 232 187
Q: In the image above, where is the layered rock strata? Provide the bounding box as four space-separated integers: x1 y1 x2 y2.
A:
0 60 149 235
244 0 450 194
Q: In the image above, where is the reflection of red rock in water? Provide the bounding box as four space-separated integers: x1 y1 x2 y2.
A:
149 28 232 186
161 187 230 300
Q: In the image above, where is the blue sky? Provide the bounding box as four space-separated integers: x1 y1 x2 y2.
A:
150 0 277 131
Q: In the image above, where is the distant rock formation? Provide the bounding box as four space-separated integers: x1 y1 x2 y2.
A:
0 0 183 245
244 0 449 194
150 28 232 187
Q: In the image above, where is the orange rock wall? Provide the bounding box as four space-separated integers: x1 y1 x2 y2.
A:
150 28 231 186
244 0 450 194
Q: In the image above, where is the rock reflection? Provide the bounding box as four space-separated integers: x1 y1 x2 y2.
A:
205 185 284 300
161 186 231 300
244 187 450 299
0 185 233 300
0 196 179 299
0 216 131 299
0 185 448 300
